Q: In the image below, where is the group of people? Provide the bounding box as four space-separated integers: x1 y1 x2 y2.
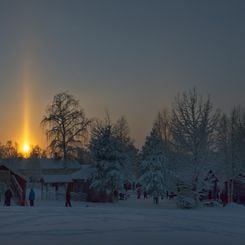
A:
3 188 35 207
3 187 72 207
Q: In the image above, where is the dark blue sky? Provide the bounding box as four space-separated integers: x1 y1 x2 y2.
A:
0 0 245 147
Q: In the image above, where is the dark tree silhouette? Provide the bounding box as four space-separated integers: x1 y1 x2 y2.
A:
41 92 92 161
0 141 21 159
29 145 46 159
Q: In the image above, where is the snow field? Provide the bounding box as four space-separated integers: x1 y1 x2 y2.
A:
0 198 244 245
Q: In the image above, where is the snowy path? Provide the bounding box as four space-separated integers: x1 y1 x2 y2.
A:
0 199 244 245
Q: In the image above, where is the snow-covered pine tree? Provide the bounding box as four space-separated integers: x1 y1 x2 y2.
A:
113 116 138 185
89 117 133 200
139 116 169 197
228 107 245 175
216 107 245 202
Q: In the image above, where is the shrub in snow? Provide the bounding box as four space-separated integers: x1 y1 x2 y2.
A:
174 182 198 209
201 200 222 207
225 202 245 210
176 193 197 209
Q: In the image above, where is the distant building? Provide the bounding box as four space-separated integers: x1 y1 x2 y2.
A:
3 158 82 181
2 158 93 202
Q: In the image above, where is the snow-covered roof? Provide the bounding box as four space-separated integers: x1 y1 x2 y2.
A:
39 159 81 170
0 163 28 181
41 165 94 183
236 173 245 183
71 164 95 180
3 159 81 170
41 174 73 183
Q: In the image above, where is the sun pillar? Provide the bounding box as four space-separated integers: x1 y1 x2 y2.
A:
21 61 31 155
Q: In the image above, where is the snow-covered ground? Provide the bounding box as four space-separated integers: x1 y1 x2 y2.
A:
0 197 244 245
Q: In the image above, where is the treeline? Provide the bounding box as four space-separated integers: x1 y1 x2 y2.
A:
0 141 46 159
38 89 245 205
1 88 245 206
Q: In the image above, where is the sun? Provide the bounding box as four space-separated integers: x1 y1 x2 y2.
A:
22 143 30 154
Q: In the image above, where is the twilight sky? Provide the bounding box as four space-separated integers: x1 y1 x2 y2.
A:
0 0 245 149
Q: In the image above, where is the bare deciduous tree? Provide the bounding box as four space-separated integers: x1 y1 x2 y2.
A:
41 92 92 161
171 88 219 166
170 88 219 203
113 116 131 144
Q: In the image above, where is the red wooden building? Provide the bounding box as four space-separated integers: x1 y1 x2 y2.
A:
0 164 27 205
233 173 245 205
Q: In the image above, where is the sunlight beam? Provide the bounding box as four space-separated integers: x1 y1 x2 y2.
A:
21 60 31 154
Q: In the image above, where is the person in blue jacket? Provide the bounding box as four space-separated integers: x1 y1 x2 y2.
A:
29 188 35 206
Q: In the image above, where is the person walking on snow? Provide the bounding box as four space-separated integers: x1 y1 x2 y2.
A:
65 188 72 207
137 188 141 199
153 190 159 204
4 188 12 206
29 188 35 206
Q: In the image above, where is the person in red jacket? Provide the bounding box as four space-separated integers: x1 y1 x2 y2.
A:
220 191 228 207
